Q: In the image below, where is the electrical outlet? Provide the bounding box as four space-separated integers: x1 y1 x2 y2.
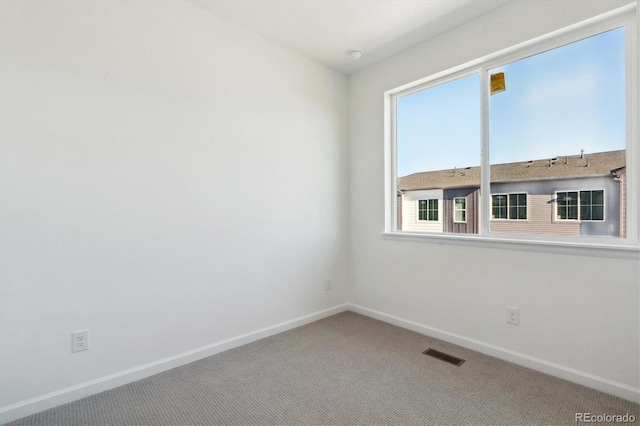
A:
71 330 89 352
325 278 332 291
506 307 519 325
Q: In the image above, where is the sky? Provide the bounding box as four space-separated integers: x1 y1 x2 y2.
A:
396 27 626 177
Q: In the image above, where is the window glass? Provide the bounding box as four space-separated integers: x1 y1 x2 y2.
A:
489 28 625 237
492 195 508 219
418 200 428 221
397 74 480 178
454 198 467 222
397 74 480 233
418 199 439 221
427 199 438 221
557 191 579 220
390 12 634 246
580 190 605 221
509 193 527 220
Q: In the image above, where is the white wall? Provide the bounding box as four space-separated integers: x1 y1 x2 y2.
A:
349 0 639 401
0 0 348 414
2 0 639 420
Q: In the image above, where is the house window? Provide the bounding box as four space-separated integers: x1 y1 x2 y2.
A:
557 191 579 220
454 197 466 222
556 190 604 221
491 195 508 219
509 193 527 220
387 5 637 250
492 193 527 220
580 190 604 221
418 199 438 221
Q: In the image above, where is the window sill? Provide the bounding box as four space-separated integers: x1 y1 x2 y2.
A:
381 232 640 260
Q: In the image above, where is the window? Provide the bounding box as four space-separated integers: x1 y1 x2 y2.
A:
492 193 527 220
580 190 605 221
418 199 438 221
491 195 508 219
509 194 527 220
454 197 466 222
556 191 579 220
556 190 604 221
386 4 637 251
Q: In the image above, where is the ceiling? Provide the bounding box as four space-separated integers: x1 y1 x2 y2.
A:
189 0 511 75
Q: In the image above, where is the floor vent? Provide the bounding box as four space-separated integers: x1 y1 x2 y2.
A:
423 348 465 366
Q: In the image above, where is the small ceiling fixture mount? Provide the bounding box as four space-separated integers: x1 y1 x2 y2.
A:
348 49 363 60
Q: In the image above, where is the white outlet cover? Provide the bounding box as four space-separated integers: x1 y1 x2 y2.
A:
506 307 519 325
72 330 89 352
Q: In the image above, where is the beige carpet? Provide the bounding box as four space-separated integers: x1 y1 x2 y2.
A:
7 311 639 425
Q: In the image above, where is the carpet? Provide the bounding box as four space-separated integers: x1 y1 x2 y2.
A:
7 311 639 425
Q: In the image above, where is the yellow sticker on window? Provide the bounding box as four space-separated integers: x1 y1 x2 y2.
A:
490 72 506 95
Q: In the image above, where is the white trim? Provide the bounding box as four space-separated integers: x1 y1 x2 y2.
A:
555 190 581 221
0 304 350 424
384 92 397 233
384 3 639 250
2 301 637 423
381 231 640 260
481 65 491 235
416 199 426 222
626 0 639 247
490 193 509 220
348 303 640 404
554 189 607 222
384 4 636 99
416 198 439 222
453 197 467 223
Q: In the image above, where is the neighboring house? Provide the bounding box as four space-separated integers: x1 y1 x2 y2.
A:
398 150 626 238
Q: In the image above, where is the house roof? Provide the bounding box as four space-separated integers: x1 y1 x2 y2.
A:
398 150 625 191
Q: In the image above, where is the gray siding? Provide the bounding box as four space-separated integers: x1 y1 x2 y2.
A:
490 175 622 238
443 188 479 234
490 194 580 236
401 175 623 237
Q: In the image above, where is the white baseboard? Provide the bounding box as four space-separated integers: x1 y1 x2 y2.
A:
3 302 636 424
0 304 350 425
348 303 640 404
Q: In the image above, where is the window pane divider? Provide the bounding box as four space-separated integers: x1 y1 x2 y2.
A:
384 3 639 251
480 66 490 237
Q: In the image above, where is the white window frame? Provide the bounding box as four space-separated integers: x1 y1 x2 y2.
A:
491 193 528 221
453 197 467 223
579 189 606 222
417 199 439 222
508 193 528 221
555 190 580 221
417 199 428 222
555 189 606 222
491 193 509 220
383 4 639 258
